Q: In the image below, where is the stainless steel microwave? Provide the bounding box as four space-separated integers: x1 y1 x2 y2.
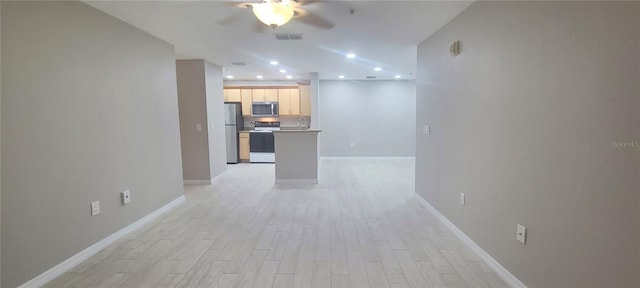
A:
252 102 278 117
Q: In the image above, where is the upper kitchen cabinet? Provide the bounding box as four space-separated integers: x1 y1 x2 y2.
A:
241 89 252 116
265 89 278 102
299 85 311 116
253 88 278 102
252 89 265 102
225 88 241 102
289 88 300 115
278 88 301 116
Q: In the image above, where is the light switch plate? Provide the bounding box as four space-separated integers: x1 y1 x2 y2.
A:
423 125 430 135
460 193 465 206
516 224 526 244
91 201 100 216
121 190 131 205
196 123 202 132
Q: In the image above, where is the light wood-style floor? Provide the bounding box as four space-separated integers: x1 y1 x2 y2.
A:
45 159 507 288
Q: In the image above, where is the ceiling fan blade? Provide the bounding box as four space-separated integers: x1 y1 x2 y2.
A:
295 0 321 7
237 2 258 9
217 13 243 26
295 11 334 29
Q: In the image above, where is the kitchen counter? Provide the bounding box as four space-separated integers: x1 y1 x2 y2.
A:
273 129 321 184
272 129 322 133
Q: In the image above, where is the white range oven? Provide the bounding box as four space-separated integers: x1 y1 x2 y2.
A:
249 121 280 163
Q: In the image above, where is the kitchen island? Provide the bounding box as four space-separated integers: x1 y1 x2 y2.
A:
272 129 322 184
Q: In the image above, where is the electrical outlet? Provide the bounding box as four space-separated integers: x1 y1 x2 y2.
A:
516 224 526 244
121 190 131 205
460 193 465 205
423 125 430 135
91 201 100 216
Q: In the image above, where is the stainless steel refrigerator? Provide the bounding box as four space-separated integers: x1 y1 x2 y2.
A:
224 103 244 163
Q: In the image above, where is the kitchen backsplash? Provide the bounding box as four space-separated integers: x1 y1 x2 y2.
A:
244 116 311 129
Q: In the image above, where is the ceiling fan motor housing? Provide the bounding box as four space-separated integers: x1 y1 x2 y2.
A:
252 1 295 27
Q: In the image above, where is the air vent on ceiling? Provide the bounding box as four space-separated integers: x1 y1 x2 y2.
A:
230 61 246 66
366 76 377 79
274 33 303 40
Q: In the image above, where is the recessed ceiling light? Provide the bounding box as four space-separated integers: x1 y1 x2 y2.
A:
279 69 286 73
270 61 278 65
338 75 345 79
395 75 401 79
257 75 263 79
374 67 382 72
226 75 234 79
286 75 293 79
346 53 356 59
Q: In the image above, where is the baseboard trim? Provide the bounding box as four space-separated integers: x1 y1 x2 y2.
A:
18 195 186 288
320 156 415 160
275 179 318 184
184 179 211 185
415 194 527 288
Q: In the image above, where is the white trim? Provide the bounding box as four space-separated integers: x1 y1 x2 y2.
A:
183 179 211 185
18 195 186 288
415 194 527 288
320 156 415 160
275 179 318 184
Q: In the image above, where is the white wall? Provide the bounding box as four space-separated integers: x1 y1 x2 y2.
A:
319 80 416 157
416 1 639 287
204 62 227 179
1 2 184 287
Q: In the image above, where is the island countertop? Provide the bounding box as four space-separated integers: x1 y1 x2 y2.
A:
273 129 322 133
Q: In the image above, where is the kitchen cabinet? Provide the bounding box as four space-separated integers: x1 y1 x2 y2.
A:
241 89 252 116
299 85 311 116
289 88 300 115
252 89 265 102
253 89 278 102
278 88 301 116
265 89 278 102
239 132 250 161
278 89 291 115
225 89 241 102
228 86 305 116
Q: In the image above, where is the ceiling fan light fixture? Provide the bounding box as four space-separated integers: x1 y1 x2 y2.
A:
252 2 294 28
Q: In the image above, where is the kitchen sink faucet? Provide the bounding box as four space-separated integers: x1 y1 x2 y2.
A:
297 116 308 129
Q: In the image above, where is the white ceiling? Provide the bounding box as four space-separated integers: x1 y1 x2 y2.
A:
86 0 472 80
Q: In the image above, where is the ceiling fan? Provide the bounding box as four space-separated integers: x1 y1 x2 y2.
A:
219 0 334 31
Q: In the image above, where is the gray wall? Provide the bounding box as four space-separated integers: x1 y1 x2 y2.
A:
176 59 226 182
0 2 3 285
1 2 184 288
416 1 639 287
319 80 416 157
176 60 211 181
204 61 227 179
